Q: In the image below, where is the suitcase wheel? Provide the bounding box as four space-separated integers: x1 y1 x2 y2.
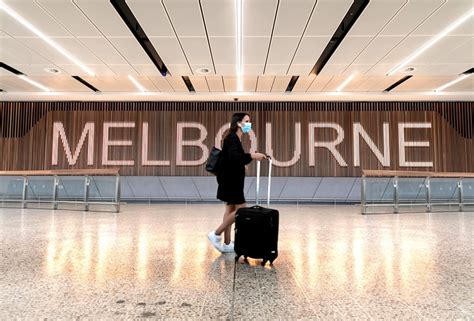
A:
261 260 267 266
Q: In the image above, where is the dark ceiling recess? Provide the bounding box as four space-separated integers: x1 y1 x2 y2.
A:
0 62 24 75
110 0 169 76
72 76 100 92
462 67 473 74
309 0 370 76
182 76 195 92
286 76 299 92
383 75 413 92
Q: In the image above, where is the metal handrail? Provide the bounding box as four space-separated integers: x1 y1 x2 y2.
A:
362 170 474 178
0 168 120 176
0 169 121 213
361 170 473 214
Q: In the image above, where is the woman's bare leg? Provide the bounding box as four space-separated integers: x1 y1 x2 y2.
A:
223 204 235 244
215 203 246 236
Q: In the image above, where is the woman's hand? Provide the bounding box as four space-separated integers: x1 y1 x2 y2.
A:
251 152 268 161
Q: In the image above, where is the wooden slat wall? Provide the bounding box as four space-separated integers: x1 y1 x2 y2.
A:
0 101 472 176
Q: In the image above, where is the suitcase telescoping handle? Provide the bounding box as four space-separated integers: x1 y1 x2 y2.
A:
255 158 272 207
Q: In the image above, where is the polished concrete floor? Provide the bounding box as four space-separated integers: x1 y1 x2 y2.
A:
0 204 472 319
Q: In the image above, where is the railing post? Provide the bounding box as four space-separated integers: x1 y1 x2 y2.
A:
426 177 431 212
458 178 463 212
84 175 90 211
114 174 121 213
52 175 59 210
361 176 366 214
22 176 28 209
394 176 399 214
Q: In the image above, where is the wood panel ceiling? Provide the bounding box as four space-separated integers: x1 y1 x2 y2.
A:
0 0 473 99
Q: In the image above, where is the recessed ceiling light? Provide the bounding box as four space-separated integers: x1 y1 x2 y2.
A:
44 67 61 74
195 68 211 75
0 1 95 77
387 9 474 76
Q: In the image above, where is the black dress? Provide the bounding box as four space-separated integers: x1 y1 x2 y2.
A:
216 132 252 204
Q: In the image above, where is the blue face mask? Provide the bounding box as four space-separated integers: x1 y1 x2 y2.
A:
242 122 252 134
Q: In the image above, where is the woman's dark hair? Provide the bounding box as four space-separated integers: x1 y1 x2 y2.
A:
223 112 249 139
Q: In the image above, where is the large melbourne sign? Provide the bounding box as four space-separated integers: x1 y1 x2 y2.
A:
51 121 432 168
1 102 473 176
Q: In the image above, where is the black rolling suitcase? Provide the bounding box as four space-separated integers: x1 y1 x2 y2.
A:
234 159 279 266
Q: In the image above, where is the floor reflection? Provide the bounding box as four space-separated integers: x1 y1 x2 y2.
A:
42 211 440 294
43 213 214 289
287 223 438 296
137 226 149 281
1 205 471 319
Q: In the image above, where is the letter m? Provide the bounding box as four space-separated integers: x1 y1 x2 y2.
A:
52 122 94 165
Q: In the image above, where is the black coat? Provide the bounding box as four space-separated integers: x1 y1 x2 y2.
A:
216 132 252 204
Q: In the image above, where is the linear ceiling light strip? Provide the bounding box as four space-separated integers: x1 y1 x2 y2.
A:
387 9 474 76
128 75 147 92
110 0 168 76
0 1 94 76
235 0 243 91
1 62 51 92
72 76 100 92
336 73 357 92
18 75 51 92
435 74 471 92
309 0 369 76
383 75 413 92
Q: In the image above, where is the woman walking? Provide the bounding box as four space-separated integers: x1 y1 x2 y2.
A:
208 113 267 253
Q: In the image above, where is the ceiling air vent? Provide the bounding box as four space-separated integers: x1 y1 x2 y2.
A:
384 75 413 92
285 76 299 92
111 0 169 76
182 76 195 92
310 0 370 76
72 76 100 92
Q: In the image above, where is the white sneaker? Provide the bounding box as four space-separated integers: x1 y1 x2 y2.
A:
222 242 234 253
207 231 223 252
